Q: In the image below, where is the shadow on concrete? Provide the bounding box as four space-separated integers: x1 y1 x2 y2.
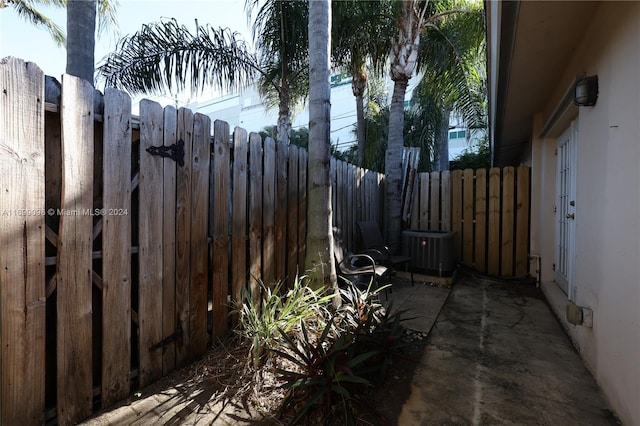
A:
396 269 620 426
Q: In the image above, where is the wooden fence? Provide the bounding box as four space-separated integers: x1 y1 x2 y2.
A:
331 158 385 252
0 57 381 425
408 166 531 277
0 57 526 425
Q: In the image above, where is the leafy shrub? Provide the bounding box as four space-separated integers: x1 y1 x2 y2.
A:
232 276 333 369
273 281 409 425
337 281 409 384
273 319 378 425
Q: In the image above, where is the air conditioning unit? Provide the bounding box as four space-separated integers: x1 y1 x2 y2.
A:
402 230 455 276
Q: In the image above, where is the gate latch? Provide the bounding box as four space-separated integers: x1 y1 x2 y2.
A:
146 139 185 167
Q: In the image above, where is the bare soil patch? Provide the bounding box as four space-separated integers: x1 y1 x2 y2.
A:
86 330 427 425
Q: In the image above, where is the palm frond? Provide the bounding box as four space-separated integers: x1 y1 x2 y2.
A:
414 1 486 129
245 0 309 108
96 0 119 36
98 18 259 95
332 0 393 77
9 0 66 46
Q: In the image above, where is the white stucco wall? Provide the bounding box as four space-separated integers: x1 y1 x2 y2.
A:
531 3 640 424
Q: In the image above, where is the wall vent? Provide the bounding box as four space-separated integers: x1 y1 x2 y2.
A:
402 230 455 276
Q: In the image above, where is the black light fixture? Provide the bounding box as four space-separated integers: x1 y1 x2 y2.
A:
574 75 598 107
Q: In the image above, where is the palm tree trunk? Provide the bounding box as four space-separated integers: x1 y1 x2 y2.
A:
435 107 451 171
352 73 367 164
385 77 409 249
277 82 291 145
355 92 366 164
306 0 336 292
66 0 96 85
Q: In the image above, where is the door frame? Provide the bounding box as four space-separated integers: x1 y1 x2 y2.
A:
555 121 578 301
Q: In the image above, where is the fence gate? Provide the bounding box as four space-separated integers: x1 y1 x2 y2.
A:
0 58 211 425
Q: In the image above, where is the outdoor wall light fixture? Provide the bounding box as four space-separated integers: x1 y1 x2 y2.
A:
574 75 598 107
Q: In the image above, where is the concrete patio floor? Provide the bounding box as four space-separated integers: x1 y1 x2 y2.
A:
392 270 619 426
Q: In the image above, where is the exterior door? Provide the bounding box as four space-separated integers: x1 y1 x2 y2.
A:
555 122 577 300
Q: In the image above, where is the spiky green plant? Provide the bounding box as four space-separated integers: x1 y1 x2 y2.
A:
232 275 332 369
272 281 410 425
273 319 379 425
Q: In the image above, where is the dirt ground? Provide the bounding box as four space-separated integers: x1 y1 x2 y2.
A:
83 275 444 426
82 328 429 426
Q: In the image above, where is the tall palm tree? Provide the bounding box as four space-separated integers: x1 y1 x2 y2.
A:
306 0 336 291
99 1 308 146
247 0 309 145
412 4 485 170
1 0 65 45
413 3 486 170
331 0 392 164
3 0 119 84
384 0 482 247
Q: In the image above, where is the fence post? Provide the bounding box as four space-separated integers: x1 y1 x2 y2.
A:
56 73 94 425
138 99 165 387
101 88 132 407
474 169 487 272
231 127 248 323
212 120 230 340
0 57 46 425
249 132 263 302
189 113 211 356
175 108 194 367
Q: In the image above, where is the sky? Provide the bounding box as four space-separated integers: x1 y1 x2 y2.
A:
0 0 251 105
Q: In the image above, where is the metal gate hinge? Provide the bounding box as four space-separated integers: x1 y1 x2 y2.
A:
146 139 185 167
149 321 183 351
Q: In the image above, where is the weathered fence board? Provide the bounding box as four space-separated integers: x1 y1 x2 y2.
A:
212 120 230 339
356 168 364 226
275 139 288 283
429 172 440 230
474 169 487 271
161 105 177 376
451 170 463 259
350 163 356 249
0 57 46 425
515 166 530 276
462 169 474 264
231 127 248 321
101 88 132 407
420 173 430 229
501 167 515 276
138 99 164 387
331 160 385 252
298 149 308 268
441 171 451 231
263 137 276 287
487 168 501 275
249 132 263 298
334 160 343 239
57 74 94 425
189 113 211 356
175 108 193 367
287 147 299 282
